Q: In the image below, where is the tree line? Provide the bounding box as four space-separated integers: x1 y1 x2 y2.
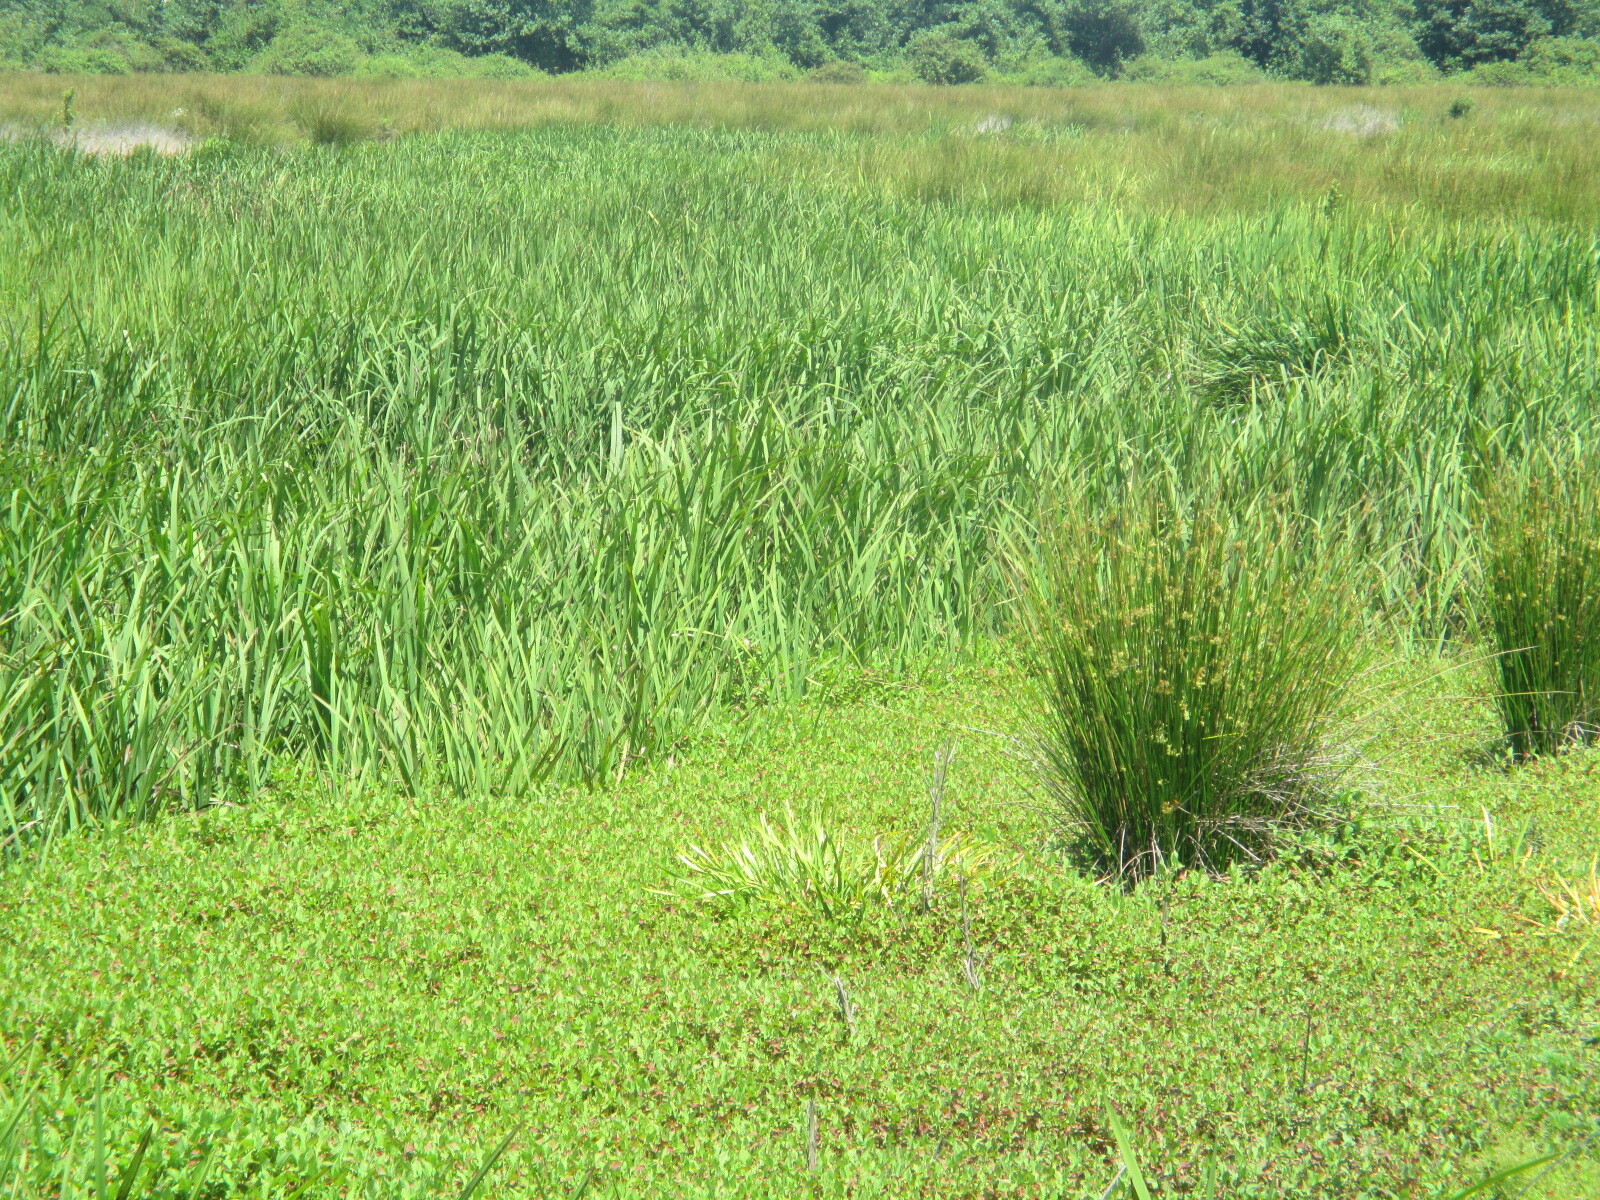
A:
2 0 1598 83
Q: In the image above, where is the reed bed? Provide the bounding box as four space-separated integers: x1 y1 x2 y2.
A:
0 101 1597 846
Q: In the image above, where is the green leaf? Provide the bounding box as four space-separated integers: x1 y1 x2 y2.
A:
458 1126 519 1200
112 1127 153 1200
1435 1154 1559 1200
1108 1111 1153 1200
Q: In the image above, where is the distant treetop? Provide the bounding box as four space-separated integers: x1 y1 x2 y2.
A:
1 0 1598 84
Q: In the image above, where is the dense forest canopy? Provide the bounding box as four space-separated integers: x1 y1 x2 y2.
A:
1 0 1598 82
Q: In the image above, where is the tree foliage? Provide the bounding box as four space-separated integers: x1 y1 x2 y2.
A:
1414 0 1597 67
2 0 1598 78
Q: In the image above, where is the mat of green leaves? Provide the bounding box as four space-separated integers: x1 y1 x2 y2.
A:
3 660 1597 1196
1 88 1598 1196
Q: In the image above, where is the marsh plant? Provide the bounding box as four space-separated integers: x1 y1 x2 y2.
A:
659 804 1003 919
1480 444 1600 758
1019 487 1367 879
1 110 1597 852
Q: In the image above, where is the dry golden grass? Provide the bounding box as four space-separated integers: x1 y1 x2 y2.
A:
0 72 1591 135
3 73 1600 219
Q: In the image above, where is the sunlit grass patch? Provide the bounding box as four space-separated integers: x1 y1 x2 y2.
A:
0 93 1597 1194
657 803 1007 919
1523 861 1600 935
2 105 1598 854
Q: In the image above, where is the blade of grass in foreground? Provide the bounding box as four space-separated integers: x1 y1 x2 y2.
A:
1108 1111 1153 1200
456 1126 519 1200
1435 1153 1558 1200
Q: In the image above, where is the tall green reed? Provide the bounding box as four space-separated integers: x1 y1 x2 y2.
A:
0 127 1595 845
1018 485 1367 878
1480 443 1600 757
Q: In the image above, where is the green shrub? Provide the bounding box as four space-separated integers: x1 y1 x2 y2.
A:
468 52 543 79
1007 54 1098 86
38 30 209 74
202 8 276 71
1366 25 1438 85
1464 59 1532 85
588 48 799 82
1522 35 1600 81
146 36 210 72
1374 57 1442 83
1480 445 1600 758
806 59 868 84
253 25 363 77
1119 51 1265 84
354 52 424 79
32 40 133 74
1299 15 1375 85
1459 38 1600 87
352 47 540 79
409 46 477 77
907 31 988 85
1019 488 1365 879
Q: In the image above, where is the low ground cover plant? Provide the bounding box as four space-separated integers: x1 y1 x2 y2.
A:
0 1041 1568 1199
2 663 1597 1197
0 1046 514 1199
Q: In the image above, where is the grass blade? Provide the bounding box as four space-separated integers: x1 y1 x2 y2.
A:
1107 1111 1153 1200
457 1126 519 1200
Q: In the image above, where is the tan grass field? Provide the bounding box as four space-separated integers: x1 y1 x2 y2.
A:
3 73 1600 219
